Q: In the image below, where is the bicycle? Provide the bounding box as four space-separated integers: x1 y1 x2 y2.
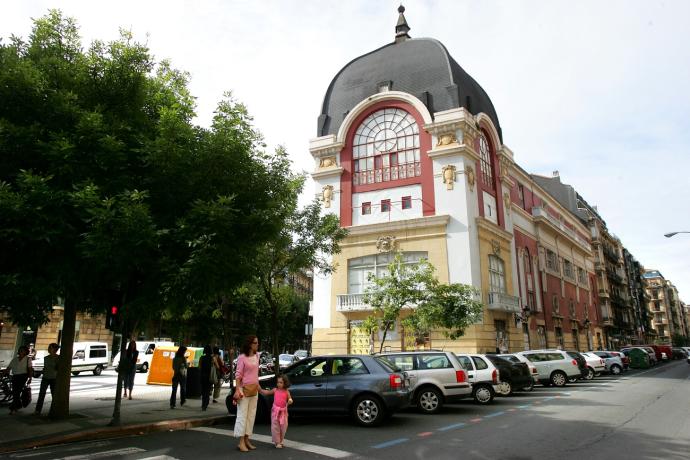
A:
0 374 13 406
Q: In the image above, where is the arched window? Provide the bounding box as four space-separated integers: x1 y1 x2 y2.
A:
352 108 420 186
478 132 494 188
488 255 506 293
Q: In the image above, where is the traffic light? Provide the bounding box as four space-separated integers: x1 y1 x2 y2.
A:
105 305 119 330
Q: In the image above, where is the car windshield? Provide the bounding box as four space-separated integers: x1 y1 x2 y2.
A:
500 355 520 363
375 356 400 373
279 354 293 360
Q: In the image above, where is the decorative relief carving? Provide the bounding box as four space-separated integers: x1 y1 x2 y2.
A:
441 165 456 190
499 156 512 181
436 133 458 147
465 165 475 192
319 156 337 168
491 239 501 255
503 192 511 215
321 185 334 208
376 235 398 253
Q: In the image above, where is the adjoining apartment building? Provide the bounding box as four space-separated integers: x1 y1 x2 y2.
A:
309 8 602 355
642 270 688 343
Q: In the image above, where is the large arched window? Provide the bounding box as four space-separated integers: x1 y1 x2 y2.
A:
478 132 494 189
352 108 420 186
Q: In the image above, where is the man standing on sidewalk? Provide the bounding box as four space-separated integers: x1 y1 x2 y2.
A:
35 343 59 415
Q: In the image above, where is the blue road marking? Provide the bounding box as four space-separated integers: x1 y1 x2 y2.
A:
372 438 409 449
485 411 505 418
437 422 467 431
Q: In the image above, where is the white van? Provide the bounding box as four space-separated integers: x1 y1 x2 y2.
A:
112 341 174 373
34 342 110 377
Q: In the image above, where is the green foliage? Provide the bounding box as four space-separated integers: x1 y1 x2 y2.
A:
671 333 688 347
364 253 483 351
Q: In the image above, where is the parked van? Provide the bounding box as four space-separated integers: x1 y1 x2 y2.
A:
112 341 174 373
34 342 110 377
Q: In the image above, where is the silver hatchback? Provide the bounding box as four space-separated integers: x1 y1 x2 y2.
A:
517 350 582 387
382 351 471 414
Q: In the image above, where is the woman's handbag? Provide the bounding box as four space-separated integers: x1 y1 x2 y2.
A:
21 384 32 408
242 383 259 397
209 365 218 383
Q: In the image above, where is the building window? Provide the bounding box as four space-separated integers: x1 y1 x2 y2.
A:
537 326 546 348
563 259 574 280
347 252 428 294
569 300 576 317
517 184 525 209
555 327 564 348
478 132 494 188
488 255 506 294
527 291 536 312
552 295 560 313
362 202 371 215
571 329 579 351
577 267 587 285
352 108 420 186
381 199 391 212
401 196 412 209
546 249 559 273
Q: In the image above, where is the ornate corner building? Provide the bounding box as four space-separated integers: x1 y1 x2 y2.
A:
308 7 611 355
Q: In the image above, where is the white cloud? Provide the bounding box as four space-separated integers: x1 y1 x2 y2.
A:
2 0 689 298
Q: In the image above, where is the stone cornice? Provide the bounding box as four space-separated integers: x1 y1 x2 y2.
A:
426 143 479 161
475 217 513 242
309 135 344 159
345 214 450 237
311 167 344 180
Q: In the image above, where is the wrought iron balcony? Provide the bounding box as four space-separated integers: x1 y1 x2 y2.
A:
487 291 521 313
336 293 372 312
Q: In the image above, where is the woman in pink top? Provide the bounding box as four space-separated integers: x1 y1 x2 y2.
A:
233 335 260 452
260 375 293 448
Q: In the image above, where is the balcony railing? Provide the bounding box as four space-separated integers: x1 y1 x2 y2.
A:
336 294 372 312
531 207 590 249
487 291 521 313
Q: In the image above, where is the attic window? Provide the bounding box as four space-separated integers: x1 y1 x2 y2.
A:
377 81 392 93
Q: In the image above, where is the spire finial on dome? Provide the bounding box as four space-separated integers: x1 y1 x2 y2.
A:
395 4 410 43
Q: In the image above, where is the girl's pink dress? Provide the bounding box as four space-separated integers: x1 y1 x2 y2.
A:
271 389 289 444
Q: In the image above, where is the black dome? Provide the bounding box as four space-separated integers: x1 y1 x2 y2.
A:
318 38 502 142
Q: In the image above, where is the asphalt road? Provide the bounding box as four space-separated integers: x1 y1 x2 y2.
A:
4 360 689 460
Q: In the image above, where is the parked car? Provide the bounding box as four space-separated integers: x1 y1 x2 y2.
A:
498 353 539 385
484 354 533 394
564 351 589 382
294 350 310 360
227 355 410 427
671 348 688 360
35 342 110 377
621 347 656 366
278 353 299 369
381 351 471 414
112 340 174 373
580 352 606 379
592 351 625 375
454 353 500 404
516 350 582 387
648 344 672 361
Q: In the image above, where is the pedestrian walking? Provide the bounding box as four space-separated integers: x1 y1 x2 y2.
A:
260 375 293 449
199 344 213 411
1 345 33 415
233 335 260 452
170 346 188 409
212 346 223 403
34 343 59 415
122 339 138 400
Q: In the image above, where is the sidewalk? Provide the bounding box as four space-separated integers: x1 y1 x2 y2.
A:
0 370 233 453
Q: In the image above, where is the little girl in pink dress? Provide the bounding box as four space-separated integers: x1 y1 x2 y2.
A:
260 375 293 448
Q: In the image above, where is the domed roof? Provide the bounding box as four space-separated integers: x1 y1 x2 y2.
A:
317 37 502 142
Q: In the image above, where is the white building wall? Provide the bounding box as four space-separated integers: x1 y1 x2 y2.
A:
351 184 423 226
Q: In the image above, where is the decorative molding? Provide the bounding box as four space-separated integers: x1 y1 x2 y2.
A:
503 192 511 215
441 165 456 190
436 133 458 147
475 216 514 241
491 239 501 255
376 235 398 253
311 166 344 180
319 156 337 169
426 144 479 161
346 214 450 236
465 165 476 191
322 185 334 208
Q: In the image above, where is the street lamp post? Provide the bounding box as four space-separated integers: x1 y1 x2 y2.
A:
664 231 690 238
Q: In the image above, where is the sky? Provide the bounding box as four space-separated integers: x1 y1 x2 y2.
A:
2 0 689 301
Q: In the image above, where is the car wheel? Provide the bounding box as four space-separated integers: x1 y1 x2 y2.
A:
550 371 567 387
416 387 443 414
473 384 494 405
72 371 80 376
141 362 149 373
585 367 595 380
496 381 512 396
353 395 385 427
522 380 534 392
610 364 622 375
93 365 102 376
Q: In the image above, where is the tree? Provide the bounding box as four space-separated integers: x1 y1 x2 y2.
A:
364 253 483 352
253 191 347 375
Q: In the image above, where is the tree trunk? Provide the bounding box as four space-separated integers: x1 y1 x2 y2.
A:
110 321 129 426
49 297 77 419
270 297 280 378
379 325 390 354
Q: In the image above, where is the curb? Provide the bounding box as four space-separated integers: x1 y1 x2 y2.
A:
0 414 232 454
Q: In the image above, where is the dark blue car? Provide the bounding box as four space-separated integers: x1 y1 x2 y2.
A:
227 354 410 426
